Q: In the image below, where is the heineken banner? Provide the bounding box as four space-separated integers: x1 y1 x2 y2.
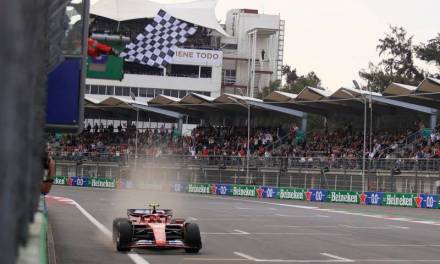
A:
260 186 278 199
54 176 115 188
327 190 360 204
418 194 438 209
172 183 187 193
89 178 116 189
54 176 67 185
187 183 211 194
54 179 440 210
382 192 417 207
231 185 257 197
211 184 231 196
67 176 90 187
361 192 384 205
278 188 306 200
306 189 328 202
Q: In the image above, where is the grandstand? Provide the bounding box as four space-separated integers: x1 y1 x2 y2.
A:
51 76 440 195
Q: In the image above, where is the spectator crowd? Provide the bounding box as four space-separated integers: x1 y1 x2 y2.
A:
48 121 440 161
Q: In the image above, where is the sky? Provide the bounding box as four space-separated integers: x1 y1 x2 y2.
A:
95 0 440 90
157 0 440 90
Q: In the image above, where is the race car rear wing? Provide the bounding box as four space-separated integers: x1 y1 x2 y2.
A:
127 209 173 217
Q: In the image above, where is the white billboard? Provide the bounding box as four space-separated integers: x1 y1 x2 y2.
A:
172 48 223 67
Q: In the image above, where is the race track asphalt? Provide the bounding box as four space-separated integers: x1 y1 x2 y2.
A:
48 186 440 264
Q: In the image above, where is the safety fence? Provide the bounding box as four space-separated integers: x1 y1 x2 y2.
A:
54 157 440 194
53 154 440 171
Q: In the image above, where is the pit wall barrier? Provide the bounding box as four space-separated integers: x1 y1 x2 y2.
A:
172 183 439 209
53 176 439 209
16 195 48 264
54 176 116 189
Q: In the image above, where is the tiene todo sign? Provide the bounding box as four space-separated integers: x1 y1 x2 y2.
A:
172 48 223 67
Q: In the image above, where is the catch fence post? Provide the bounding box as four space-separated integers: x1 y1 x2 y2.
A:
415 160 419 194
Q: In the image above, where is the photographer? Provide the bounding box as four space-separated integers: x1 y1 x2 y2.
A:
41 154 56 195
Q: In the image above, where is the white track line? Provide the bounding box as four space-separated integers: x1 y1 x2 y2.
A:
356 259 440 262
264 225 339 228
234 252 257 261
321 253 354 262
353 243 440 247
201 232 246 235
339 224 409 230
251 232 350 236
207 196 440 227
275 214 329 218
127 253 151 264
234 251 354 263
202 231 348 236
233 229 250 234
72 201 113 238
51 196 151 264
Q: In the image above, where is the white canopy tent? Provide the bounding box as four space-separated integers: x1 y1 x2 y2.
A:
90 0 229 36
85 94 184 119
383 83 417 96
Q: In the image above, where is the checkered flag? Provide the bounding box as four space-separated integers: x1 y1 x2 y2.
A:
119 9 197 68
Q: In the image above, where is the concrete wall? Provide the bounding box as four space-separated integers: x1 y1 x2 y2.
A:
0 1 50 263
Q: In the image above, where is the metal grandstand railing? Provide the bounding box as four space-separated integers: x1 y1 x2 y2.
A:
52 153 440 172
379 129 424 157
55 155 440 194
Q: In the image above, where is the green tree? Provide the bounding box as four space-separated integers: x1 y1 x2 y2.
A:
416 33 440 77
257 80 281 99
282 65 298 84
282 67 321 94
359 26 424 92
258 66 321 98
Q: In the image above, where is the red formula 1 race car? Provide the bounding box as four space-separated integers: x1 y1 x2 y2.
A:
112 204 202 253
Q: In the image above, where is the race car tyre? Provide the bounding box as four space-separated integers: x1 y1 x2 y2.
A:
184 223 202 253
113 218 132 252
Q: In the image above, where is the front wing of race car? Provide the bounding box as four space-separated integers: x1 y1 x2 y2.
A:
130 239 188 249
129 223 188 249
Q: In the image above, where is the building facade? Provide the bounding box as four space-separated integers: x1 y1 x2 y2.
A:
221 9 285 97
86 47 223 99
85 5 284 100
